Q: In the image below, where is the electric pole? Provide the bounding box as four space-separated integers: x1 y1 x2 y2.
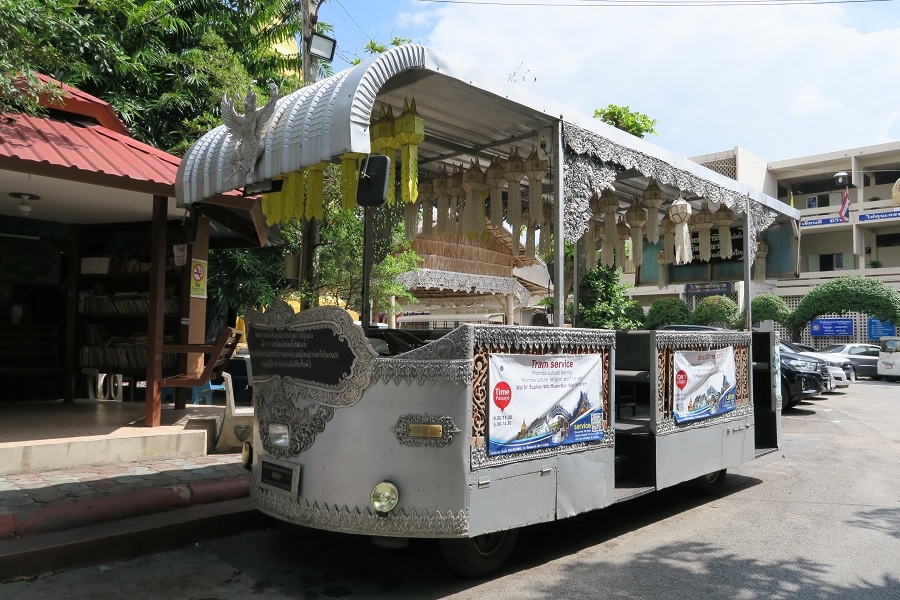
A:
298 0 321 310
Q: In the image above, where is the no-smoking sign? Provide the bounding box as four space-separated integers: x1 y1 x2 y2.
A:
189 258 208 299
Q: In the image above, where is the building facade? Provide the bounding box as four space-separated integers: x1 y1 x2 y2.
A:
630 142 900 347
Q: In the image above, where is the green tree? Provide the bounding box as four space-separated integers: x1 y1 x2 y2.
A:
575 267 642 330
645 297 690 330
691 295 739 328
751 293 792 327
786 275 900 338
593 104 658 138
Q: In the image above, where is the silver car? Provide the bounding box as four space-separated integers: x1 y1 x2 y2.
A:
818 343 881 379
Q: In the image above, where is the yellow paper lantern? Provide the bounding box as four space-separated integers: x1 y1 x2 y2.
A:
395 98 425 204
616 215 631 271
626 197 647 270
525 146 548 213
715 206 735 259
304 162 327 221
370 106 398 205
504 147 526 248
692 202 716 262
340 153 363 210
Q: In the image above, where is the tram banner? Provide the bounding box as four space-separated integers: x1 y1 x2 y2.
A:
487 353 603 456
672 346 737 424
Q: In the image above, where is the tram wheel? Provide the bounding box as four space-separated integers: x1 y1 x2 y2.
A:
438 529 519 578
695 468 727 495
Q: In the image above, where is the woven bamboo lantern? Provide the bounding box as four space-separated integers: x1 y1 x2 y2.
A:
539 200 552 256
394 98 425 205
668 196 692 265
692 202 715 262
504 147 526 249
463 159 485 238
754 241 768 284
661 214 675 264
627 196 647 270
433 165 450 234
449 165 465 234
525 146 547 213
523 209 535 259
616 215 633 271
404 198 419 241
642 179 664 244
599 187 619 261
485 155 506 228
657 250 668 289
419 176 434 238
715 205 734 259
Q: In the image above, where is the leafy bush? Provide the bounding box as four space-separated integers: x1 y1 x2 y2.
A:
575 267 643 330
691 295 739 327
645 297 691 330
751 293 792 326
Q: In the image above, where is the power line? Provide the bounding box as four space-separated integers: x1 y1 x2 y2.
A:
416 0 898 7
331 0 373 47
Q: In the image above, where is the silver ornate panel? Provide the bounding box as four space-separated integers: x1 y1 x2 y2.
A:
562 122 779 257
252 485 469 537
392 414 461 448
473 325 615 352
655 331 751 350
396 326 474 360
373 358 473 386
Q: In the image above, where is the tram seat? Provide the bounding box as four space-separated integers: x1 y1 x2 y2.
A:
214 372 254 451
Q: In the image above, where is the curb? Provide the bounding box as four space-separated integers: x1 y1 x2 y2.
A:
0 475 250 540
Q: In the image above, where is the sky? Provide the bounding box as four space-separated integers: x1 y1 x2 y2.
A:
319 0 900 163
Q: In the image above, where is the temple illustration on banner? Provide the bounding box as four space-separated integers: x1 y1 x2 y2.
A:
515 390 593 440
687 373 733 412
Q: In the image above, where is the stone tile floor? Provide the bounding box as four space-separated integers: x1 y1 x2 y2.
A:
0 454 246 514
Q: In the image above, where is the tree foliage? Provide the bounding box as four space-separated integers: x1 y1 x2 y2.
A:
786 275 900 337
593 104 658 138
575 267 642 330
751 293 792 327
691 295 739 328
645 297 690 330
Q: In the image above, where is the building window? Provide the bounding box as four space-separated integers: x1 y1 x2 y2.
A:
819 253 844 271
876 233 900 248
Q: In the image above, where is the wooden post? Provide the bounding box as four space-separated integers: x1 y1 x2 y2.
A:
145 195 168 427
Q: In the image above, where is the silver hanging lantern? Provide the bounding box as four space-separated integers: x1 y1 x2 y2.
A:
668 196 692 265
642 179 664 244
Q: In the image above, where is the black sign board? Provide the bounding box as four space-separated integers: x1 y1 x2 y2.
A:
247 324 356 386
689 227 744 262
260 461 294 492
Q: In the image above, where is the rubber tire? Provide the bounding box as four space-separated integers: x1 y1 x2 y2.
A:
695 469 727 495
872 375 883 381
439 529 519 579
781 381 795 412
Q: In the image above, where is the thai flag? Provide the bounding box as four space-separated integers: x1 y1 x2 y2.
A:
838 187 851 222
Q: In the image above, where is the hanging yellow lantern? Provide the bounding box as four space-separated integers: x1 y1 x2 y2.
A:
668 196 692 265
692 202 716 262
504 147 526 248
485 155 506 228
263 170 304 224
394 98 425 204
642 179 664 244
463 159 485 238
370 106 398 205
626 196 647 270
404 199 419 241
715 206 734 259
340 153 364 210
305 162 328 221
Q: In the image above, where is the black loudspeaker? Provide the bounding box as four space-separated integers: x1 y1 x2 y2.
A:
356 155 390 207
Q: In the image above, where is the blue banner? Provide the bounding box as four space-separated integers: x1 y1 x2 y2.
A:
859 210 900 222
868 318 897 340
801 217 848 227
810 318 854 336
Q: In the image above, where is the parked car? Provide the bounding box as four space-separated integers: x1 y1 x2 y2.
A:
876 336 900 382
818 343 881 379
779 349 829 410
366 328 430 356
779 340 851 389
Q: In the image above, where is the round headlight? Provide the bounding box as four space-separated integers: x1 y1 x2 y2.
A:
269 423 290 448
370 481 399 513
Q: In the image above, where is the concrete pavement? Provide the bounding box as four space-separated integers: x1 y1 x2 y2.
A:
0 453 263 581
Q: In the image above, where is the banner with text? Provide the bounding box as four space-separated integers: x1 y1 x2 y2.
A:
487 353 603 456
673 347 737 424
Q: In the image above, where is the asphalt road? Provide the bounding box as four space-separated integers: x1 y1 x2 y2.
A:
6 380 900 599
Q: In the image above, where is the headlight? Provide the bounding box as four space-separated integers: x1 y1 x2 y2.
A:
241 442 253 470
370 481 399 513
269 423 290 448
785 358 818 372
